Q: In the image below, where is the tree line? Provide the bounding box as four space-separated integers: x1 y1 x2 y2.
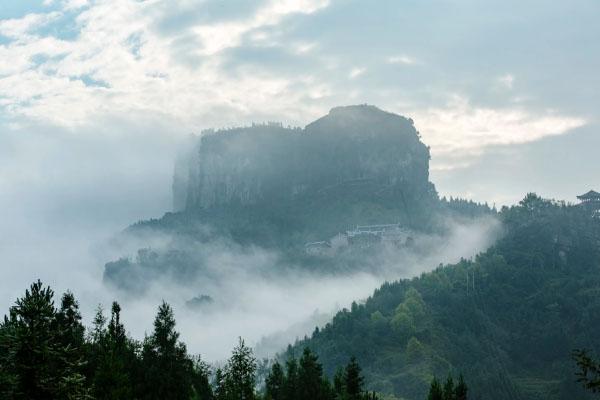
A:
0 280 383 399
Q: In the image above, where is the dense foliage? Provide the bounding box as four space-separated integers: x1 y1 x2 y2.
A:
0 281 380 400
288 194 600 399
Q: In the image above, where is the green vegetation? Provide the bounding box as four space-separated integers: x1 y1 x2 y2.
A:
287 194 600 399
0 281 380 400
573 349 600 394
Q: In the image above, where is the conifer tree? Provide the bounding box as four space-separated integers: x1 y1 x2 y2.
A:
428 377 443 400
265 361 285 400
191 355 214 400
223 337 257 400
442 375 455 400
214 368 227 400
55 291 90 399
344 356 364 400
333 367 345 398
92 302 134 400
298 347 330 400
284 357 300 400
0 280 61 398
454 374 468 400
141 301 193 400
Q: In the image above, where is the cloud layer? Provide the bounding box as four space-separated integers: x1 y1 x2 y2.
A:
1 0 597 171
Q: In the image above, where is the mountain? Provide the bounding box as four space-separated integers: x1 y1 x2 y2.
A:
175 105 432 212
286 194 600 400
171 104 438 239
104 105 492 292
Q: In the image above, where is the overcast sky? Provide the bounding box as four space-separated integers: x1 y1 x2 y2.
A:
0 0 598 356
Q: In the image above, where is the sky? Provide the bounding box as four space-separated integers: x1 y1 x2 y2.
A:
0 0 599 357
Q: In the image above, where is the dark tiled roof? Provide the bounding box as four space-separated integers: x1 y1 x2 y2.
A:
577 190 600 200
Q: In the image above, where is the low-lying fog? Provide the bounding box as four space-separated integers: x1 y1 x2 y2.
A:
0 127 501 362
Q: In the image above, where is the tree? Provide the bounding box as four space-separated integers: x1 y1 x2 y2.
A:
427 377 443 400
0 281 92 399
55 291 90 399
265 361 285 400
92 302 134 400
0 280 60 399
454 374 467 400
141 301 193 400
214 368 227 400
573 349 600 393
442 375 455 400
344 356 364 400
222 337 257 400
284 357 299 400
191 355 214 400
298 347 330 400
333 367 345 398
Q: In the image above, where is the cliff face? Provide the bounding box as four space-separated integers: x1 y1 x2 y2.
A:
174 105 435 213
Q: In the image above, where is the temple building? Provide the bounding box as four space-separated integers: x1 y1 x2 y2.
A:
577 190 600 216
346 224 410 248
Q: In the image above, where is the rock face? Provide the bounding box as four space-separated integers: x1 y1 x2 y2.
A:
174 105 435 213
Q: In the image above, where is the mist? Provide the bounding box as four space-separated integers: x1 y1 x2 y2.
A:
0 119 503 363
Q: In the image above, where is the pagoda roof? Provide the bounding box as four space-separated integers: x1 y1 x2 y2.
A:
577 190 600 200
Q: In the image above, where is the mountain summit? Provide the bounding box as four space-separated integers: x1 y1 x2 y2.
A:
174 105 435 221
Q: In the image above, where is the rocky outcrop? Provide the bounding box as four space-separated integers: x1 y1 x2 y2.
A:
174 105 435 212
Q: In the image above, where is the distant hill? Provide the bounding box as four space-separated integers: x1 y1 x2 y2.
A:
286 194 600 400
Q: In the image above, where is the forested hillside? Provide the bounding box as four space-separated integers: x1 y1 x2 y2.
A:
288 194 600 400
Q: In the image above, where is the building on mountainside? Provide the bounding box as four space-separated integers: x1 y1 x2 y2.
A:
305 241 332 256
577 190 600 217
346 224 411 248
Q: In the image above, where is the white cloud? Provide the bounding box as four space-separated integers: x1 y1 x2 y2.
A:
62 0 90 10
0 0 589 173
294 41 317 54
190 0 329 56
388 54 417 65
0 0 333 129
410 96 586 170
0 12 61 39
497 73 515 90
348 67 365 79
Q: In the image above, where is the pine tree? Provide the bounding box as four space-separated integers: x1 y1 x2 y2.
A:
223 337 257 400
55 291 90 399
454 374 468 400
344 356 364 400
265 361 285 400
284 357 299 400
0 280 61 399
141 301 193 400
191 355 214 400
428 377 443 400
298 347 330 400
214 368 227 400
442 375 455 400
92 302 134 400
0 314 17 398
333 367 345 398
